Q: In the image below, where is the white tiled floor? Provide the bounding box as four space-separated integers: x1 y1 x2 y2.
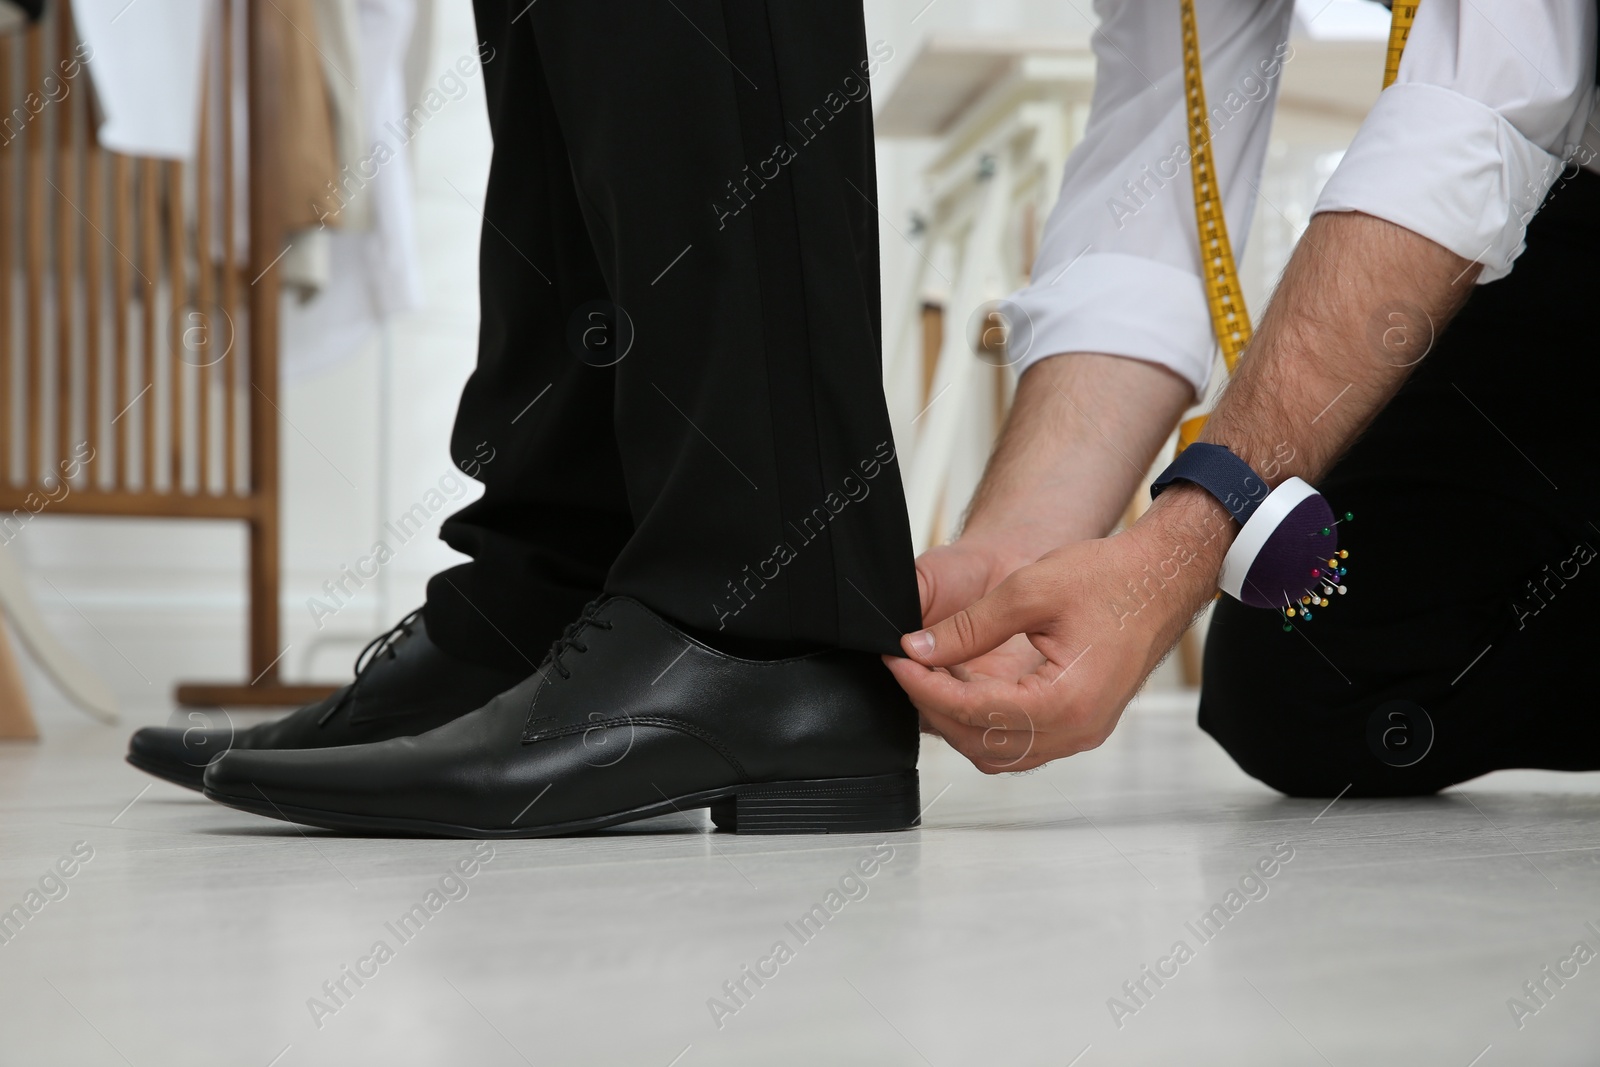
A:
3 693 1597 1065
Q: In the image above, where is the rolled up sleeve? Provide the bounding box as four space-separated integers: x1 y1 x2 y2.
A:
1012 0 1295 398
1314 0 1596 282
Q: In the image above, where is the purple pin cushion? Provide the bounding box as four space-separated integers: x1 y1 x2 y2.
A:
1219 478 1350 619
1238 493 1335 608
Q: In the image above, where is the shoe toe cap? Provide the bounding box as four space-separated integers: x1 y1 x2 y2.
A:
201 748 286 796
202 743 403 818
127 726 233 788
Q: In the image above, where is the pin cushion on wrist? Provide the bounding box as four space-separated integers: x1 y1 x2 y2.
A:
1150 443 1351 631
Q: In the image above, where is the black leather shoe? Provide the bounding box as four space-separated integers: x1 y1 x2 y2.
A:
201 597 920 836
127 611 527 790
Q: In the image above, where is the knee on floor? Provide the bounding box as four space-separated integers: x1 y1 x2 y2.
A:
1197 689 1465 799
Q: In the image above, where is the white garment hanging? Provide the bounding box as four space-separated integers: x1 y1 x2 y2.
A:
281 0 367 298
75 0 215 160
282 0 424 380
311 0 370 230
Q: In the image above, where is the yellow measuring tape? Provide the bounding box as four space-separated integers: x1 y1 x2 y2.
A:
1384 3 1418 90
1173 0 1413 454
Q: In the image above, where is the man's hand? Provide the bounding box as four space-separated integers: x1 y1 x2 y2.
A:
889 211 1479 776
915 538 1027 634
912 538 1049 704
902 352 1198 733
889 487 1229 772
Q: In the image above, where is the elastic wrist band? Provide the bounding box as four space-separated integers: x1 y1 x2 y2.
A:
1151 444 1352 630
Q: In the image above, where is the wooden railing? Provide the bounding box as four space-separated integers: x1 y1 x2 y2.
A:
0 0 331 709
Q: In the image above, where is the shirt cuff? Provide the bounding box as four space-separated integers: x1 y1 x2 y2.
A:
1314 83 1564 284
1009 253 1216 398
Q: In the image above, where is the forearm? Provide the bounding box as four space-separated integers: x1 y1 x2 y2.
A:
1200 210 1477 483
960 0 1299 567
1135 210 1481 611
960 352 1192 558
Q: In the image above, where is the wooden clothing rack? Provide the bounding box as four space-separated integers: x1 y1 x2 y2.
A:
0 0 335 735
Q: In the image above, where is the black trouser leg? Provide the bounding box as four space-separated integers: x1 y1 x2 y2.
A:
427 1 918 670
1199 170 1600 797
423 4 634 674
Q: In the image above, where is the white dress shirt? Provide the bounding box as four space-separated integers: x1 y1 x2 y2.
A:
1011 0 1598 398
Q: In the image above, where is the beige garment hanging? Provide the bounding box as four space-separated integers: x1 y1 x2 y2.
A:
277 0 340 232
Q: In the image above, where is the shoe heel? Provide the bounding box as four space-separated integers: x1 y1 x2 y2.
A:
710 771 920 834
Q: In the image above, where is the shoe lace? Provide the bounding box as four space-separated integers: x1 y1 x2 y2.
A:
316 607 425 726
542 600 613 681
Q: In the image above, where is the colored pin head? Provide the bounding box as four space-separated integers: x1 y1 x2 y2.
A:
1279 539 1353 630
